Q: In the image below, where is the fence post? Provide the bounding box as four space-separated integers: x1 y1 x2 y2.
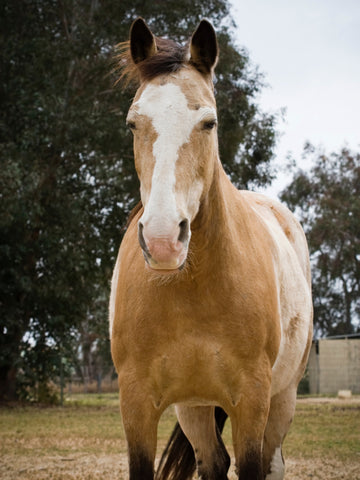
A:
60 356 64 406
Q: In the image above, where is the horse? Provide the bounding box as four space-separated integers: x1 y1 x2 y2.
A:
109 18 313 480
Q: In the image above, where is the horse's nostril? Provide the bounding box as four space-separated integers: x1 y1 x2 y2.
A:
138 222 150 255
178 219 189 243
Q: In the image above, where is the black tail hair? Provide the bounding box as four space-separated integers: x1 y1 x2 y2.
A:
156 407 228 480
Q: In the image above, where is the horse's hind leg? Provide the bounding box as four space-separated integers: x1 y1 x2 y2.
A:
262 385 297 480
175 405 230 480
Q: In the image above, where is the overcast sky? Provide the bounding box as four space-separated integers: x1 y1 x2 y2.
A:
229 0 360 197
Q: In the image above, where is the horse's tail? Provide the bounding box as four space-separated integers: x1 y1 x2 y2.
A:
156 407 228 480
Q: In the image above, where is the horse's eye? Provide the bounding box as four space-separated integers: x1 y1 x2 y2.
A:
127 121 136 131
203 120 217 130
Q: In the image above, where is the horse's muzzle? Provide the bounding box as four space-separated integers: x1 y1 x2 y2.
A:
138 220 189 273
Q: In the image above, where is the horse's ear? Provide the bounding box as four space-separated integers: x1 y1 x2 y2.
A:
130 18 157 64
190 20 218 74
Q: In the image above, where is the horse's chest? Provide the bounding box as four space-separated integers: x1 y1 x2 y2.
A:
113 278 275 408
132 327 247 409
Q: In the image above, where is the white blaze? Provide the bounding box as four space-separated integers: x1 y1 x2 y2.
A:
135 82 215 235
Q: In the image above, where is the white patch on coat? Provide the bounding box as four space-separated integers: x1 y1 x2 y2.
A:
134 83 216 235
266 447 285 480
108 255 120 339
249 200 312 397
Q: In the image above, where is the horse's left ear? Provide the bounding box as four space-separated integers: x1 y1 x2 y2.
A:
190 20 218 75
130 17 157 64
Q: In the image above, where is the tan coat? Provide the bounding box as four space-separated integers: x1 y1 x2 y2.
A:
110 18 313 480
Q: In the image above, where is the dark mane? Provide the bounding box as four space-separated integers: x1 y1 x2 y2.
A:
126 201 143 228
115 37 189 86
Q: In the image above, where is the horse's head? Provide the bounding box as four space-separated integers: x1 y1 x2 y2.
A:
125 18 219 273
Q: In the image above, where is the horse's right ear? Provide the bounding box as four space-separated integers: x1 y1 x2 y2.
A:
190 20 218 75
130 18 157 64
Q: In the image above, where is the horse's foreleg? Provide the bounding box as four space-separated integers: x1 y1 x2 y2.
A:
120 389 160 480
262 385 297 479
230 384 271 480
175 405 230 480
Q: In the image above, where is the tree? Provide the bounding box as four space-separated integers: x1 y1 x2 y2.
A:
0 0 277 400
280 145 360 337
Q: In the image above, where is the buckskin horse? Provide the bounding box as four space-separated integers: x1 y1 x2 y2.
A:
109 18 313 480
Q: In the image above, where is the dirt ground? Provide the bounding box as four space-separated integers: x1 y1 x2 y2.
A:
1 452 359 480
1 396 359 480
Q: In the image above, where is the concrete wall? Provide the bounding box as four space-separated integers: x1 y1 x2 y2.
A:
308 339 360 394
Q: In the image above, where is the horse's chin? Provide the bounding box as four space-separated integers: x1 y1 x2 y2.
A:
142 248 188 275
145 259 186 276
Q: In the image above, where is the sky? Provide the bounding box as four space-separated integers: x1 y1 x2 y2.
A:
229 0 360 197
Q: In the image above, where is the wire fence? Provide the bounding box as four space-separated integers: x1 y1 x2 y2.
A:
50 364 119 404
66 365 118 394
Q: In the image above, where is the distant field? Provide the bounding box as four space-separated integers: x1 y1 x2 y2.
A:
0 394 359 479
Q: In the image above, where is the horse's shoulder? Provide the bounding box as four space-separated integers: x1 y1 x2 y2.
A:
238 190 311 283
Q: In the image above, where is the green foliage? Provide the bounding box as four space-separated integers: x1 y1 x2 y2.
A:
281 145 360 336
0 0 277 400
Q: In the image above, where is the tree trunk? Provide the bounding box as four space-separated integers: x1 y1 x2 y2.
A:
341 277 353 334
0 365 18 401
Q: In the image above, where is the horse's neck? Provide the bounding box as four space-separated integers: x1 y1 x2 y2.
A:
190 160 246 270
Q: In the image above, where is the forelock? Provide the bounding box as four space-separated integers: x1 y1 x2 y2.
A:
115 37 189 86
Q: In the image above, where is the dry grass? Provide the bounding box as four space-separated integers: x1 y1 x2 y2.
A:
0 394 359 479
